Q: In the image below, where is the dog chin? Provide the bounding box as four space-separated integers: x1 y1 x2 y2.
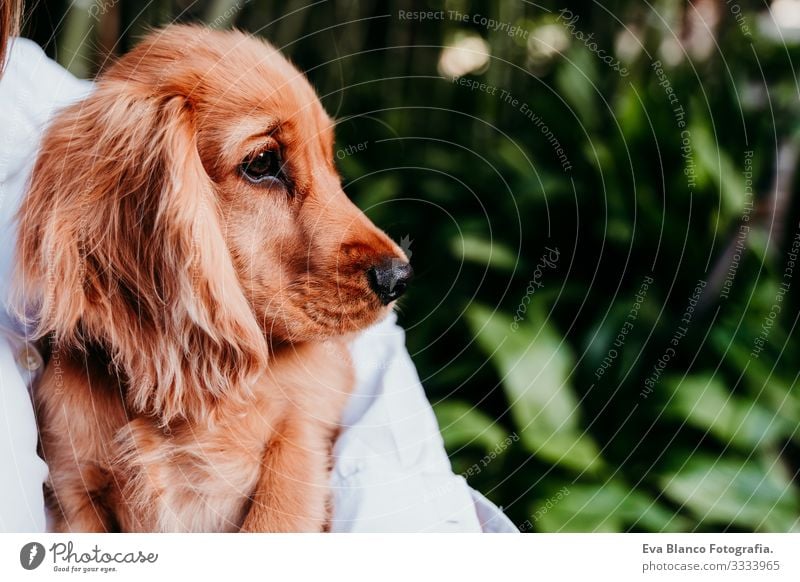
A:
306 303 394 337
263 301 393 344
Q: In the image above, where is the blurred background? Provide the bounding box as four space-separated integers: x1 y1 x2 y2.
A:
21 0 800 532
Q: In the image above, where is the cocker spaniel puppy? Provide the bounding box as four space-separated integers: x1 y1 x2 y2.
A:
13 25 412 532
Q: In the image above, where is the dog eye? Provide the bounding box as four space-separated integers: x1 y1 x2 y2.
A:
240 150 281 183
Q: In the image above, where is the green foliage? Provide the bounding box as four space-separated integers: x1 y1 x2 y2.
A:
466 303 603 475
660 455 800 532
26 0 800 532
434 399 508 452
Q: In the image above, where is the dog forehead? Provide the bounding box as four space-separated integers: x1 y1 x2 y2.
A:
208 80 331 148
198 34 328 126
113 26 322 112
199 38 333 142
245 67 323 120
115 26 334 156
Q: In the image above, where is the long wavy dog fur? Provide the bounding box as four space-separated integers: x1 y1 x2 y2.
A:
12 25 410 532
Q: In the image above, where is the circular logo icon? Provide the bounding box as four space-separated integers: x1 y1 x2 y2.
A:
20 542 46 570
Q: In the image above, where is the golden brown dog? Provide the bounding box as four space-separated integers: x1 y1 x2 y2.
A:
13 25 412 532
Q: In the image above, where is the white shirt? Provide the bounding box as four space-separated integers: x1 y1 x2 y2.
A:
0 38 516 533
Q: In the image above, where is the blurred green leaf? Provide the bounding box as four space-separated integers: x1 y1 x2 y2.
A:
59 3 95 77
691 117 743 227
434 400 509 452
536 481 691 532
616 83 645 140
204 0 244 28
665 375 793 450
451 234 518 271
660 455 800 531
466 303 604 474
353 175 400 210
555 47 599 131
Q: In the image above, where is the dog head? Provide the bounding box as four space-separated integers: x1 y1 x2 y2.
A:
13 25 411 422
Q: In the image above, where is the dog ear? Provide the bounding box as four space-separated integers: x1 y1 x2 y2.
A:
13 81 268 424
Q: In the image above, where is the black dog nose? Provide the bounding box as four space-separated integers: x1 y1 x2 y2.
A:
367 258 413 304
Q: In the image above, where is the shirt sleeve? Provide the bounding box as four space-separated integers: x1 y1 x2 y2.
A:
0 327 47 532
0 38 91 533
332 312 518 532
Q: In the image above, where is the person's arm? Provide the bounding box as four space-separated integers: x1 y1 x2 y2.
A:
0 318 47 531
0 37 91 532
333 312 518 532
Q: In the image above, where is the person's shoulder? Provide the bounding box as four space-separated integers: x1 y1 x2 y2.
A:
0 38 93 309
3 37 57 84
1 37 92 113
6 36 46 61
